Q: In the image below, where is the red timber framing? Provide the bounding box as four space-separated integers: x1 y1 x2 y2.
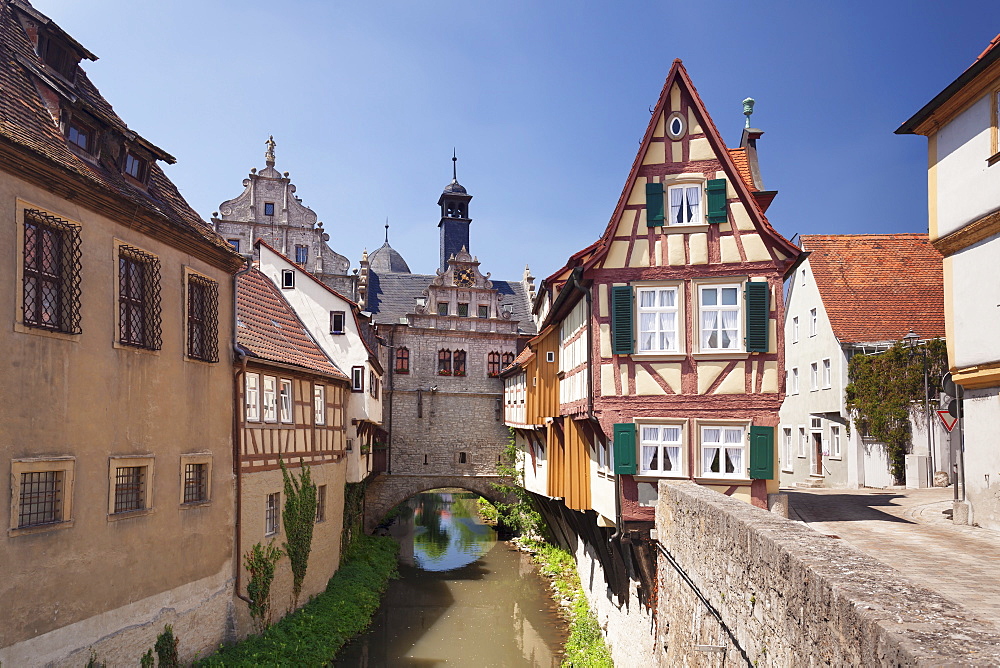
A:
546 60 800 523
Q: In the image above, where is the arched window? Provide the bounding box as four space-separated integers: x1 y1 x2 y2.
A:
453 350 467 377
395 347 409 374
438 349 452 376
487 351 501 377
501 352 515 368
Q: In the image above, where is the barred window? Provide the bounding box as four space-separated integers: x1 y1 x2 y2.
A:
183 463 207 503
395 347 409 374
453 350 467 377
487 351 501 377
265 492 280 535
18 470 63 528
187 274 219 362
118 245 161 349
114 466 146 513
22 209 82 333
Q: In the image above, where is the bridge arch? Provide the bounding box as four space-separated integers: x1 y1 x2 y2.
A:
363 474 515 533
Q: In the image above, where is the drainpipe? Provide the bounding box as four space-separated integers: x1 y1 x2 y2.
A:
232 256 253 606
386 328 395 476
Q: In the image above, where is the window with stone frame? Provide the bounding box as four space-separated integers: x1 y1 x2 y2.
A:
453 350 467 377
295 245 309 265
457 303 469 317
395 347 410 374
438 349 452 376
118 245 161 349
487 351 502 377
22 209 82 334
11 457 75 532
501 352 514 368
478 305 489 318
183 463 208 504
187 273 219 362
112 464 148 513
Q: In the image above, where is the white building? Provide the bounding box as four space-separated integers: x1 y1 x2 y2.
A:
257 241 387 483
897 33 1000 527
780 234 947 489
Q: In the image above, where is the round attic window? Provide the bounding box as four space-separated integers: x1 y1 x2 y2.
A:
666 112 686 140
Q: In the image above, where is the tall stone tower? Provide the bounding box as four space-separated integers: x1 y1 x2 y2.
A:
213 136 356 298
438 152 473 272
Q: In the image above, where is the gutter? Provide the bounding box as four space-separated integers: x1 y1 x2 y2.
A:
232 256 254 606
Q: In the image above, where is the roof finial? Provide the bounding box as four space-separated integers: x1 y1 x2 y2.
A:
452 148 458 183
742 98 755 129
384 218 389 244
265 135 276 166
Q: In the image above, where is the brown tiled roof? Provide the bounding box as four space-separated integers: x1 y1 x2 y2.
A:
727 147 753 190
237 269 347 379
0 1 232 255
802 234 945 344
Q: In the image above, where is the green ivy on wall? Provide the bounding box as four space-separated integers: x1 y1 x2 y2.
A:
844 339 948 482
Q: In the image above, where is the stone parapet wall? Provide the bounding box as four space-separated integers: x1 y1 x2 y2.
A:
654 481 1000 666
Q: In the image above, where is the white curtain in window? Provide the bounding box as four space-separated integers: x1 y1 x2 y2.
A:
659 313 676 350
686 186 700 222
721 310 738 348
703 447 719 474
639 313 657 351
702 310 718 348
642 446 657 472
659 289 675 307
665 446 680 471
670 187 684 224
639 290 656 308
724 428 743 474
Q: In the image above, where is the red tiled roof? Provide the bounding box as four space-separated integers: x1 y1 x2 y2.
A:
975 33 1000 64
727 147 754 190
0 1 232 255
802 234 945 344
237 269 347 379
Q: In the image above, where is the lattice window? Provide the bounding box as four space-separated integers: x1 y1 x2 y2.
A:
395 347 409 374
501 352 514 367
118 245 161 349
438 349 452 376
18 470 63 528
22 209 82 334
114 466 146 513
487 351 501 377
187 274 219 362
183 463 207 504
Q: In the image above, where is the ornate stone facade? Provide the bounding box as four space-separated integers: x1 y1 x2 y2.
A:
213 137 356 298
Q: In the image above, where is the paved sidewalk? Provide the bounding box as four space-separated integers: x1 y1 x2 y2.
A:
786 487 1000 631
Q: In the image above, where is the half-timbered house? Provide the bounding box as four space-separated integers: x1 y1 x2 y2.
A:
235 267 350 626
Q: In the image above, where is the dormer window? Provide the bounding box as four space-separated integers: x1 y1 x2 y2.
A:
37 32 77 81
123 151 148 183
66 119 93 153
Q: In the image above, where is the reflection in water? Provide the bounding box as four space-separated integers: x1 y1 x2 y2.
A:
335 490 565 667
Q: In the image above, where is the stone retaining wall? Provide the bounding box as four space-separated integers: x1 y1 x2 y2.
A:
654 481 1000 666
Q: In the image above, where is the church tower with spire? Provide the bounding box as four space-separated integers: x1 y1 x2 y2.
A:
438 151 473 272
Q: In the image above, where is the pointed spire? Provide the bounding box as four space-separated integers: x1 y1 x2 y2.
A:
265 135 276 166
384 218 389 244
452 148 458 183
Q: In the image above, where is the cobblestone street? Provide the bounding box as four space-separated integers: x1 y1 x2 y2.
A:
787 487 1000 630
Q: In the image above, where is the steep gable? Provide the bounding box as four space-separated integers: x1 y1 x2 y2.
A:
584 60 797 274
803 234 945 344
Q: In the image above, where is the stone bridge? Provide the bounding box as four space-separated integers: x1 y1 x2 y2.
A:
363 474 516 533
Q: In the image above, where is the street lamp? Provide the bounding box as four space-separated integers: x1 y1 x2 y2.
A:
903 328 933 485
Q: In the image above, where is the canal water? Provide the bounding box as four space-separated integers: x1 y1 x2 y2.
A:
335 490 567 667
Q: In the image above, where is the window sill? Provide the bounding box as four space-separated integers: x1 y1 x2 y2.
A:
827 456 842 461
13 322 81 341
780 468 794 474
180 500 212 509
694 477 752 485
113 341 160 355
635 473 687 480
107 508 154 522
185 355 219 365
691 351 749 360
631 353 686 361
8 519 74 537
987 151 1000 167
650 223 710 234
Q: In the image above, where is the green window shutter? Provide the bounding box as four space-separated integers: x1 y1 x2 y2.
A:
744 281 770 353
613 423 637 475
749 426 774 480
645 182 664 226
706 178 727 224
610 286 634 355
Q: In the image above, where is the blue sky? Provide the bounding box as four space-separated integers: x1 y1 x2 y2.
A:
31 1 1000 281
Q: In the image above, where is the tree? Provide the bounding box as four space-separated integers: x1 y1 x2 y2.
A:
280 459 317 610
845 339 948 482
